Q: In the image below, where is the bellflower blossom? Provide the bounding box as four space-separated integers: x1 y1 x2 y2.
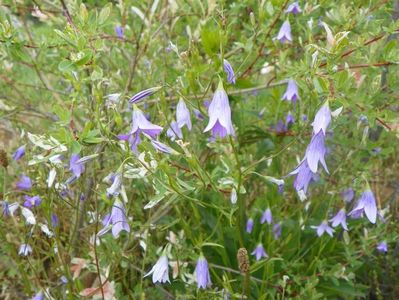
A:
251 244 268 261
144 255 170 284
340 188 355 203
176 99 192 130
246 218 254 233
204 81 235 138
261 208 273 225
329 209 348 230
115 25 124 39
223 59 236 84
150 139 174 154
23 195 42 208
348 190 377 224
288 160 313 193
13 145 25 161
282 79 299 102
286 112 295 126
312 220 334 237
166 121 183 141
129 86 162 104
98 199 130 238
118 107 163 153
51 213 58 228
195 256 211 289
285 2 302 14
18 243 33 256
305 130 329 173
32 291 44 300
69 154 85 178
376 241 388 254
276 20 292 44
106 173 122 198
16 175 32 191
273 223 282 239
312 103 331 135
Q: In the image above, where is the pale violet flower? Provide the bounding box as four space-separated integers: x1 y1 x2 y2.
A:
251 244 268 261
31 291 44 300
13 145 25 161
18 243 33 256
98 199 130 238
348 190 377 224
195 256 211 289
176 99 192 130
312 220 334 237
118 107 163 153
16 175 32 191
204 80 235 138
260 208 273 225
305 130 329 173
288 160 313 193
150 139 175 154
144 255 170 284
106 173 122 198
282 79 299 102
285 2 302 14
223 59 236 84
376 241 388 253
246 218 254 233
273 223 282 239
129 86 162 104
276 20 292 43
312 103 331 135
166 121 183 141
340 188 355 203
329 209 348 230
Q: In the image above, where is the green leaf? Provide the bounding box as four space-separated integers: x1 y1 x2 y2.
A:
58 60 74 72
98 6 111 25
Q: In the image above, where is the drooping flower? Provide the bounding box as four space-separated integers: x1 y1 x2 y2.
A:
31 291 44 300
13 145 25 161
223 59 236 84
150 139 175 154
275 120 286 134
230 188 237 204
144 255 170 284
51 213 59 228
246 218 254 233
276 20 292 44
118 107 163 153
288 160 313 193
251 244 268 261
16 175 32 191
129 86 162 104
312 103 331 135
273 222 282 239
282 79 299 102
176 99 192 130
69 154 85 178
329 209 348 230
376 241 388 254
348 190 377 224
312 220 334 237
98 199 130 238
23 195 42 208
195 256 211 289
115 25 124 39
166 121 183 141
305 130 329 173
204 80 235 138
285 112 295 127
260 208 273 225
193 109 204 121
18 243 33 256
285 2 302 14
340 188 355 203
106 173 122 198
